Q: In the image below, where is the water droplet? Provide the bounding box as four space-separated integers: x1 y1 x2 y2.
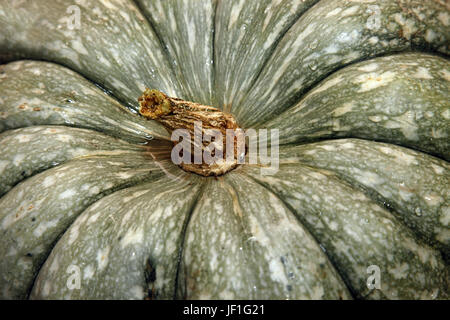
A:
415 207 422 217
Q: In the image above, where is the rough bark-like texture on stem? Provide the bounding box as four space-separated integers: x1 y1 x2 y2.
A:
139 89 243 176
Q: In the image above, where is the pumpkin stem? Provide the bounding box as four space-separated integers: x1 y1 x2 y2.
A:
138 89 244 177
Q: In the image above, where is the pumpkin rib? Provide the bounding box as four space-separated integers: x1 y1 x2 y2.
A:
243 164 449 299
240 170 358 298
0 153 173 299
0 125 151 198
214 0 321 113
0 60 170 142
31 170 201 299
133 0 218 105
29 172 203 300
253 49 450 130
131 0 184 95
218 0 321 113
235 0 450 127
177 174 352 299
172 180 207 299
0 0 182 110
278 139 450 257
260 52 450 160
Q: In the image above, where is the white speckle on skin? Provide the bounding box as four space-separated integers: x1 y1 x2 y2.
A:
0 160 9 174
393 14 418 40
71 38 89 55
16 134 32 143
384 111 419 141
56 135 72 143
319 145 336 151
129 285 144 299
329 221 339 231
99 0 118 10
437 12 449 27
424 29 437 43
377 147 418 165
83 265 95 280
42 176 56 188
59 188 76 199
115 172 133 179
441 109 450 119
430 164 444 175
368 36 379 44
333 103 354 116
49 257 60 273
340 142 355 149
369 115 382 122
42 282 51 297
89 186 100 195
67 224 80 245
413 67 433 80
96 246 111 271
121 227 144 248
326 8 342 18
356 171 384 188
268 259 288 284
356 71 396 92
358 63 378 72
34 219 59 237
423 193 443 207
439 207 450 225
228 0 245 30
122 190 149 204
341 6 359 17
13 154 25 166
312 76 344 95
389 263 409 279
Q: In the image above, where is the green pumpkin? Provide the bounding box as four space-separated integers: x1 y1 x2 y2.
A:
0 0 449 300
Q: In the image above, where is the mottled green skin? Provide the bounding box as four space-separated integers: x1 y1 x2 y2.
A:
0 0 448 300
279 139 450 255
244 164 448 299
0 126 146 197
0 0 181 108
214 0 319 111
264 53 450 160
237 0 449 126
135 0 217 106
31 173 202 300
0 61 169 142
0 152 170 299
178 175 351 299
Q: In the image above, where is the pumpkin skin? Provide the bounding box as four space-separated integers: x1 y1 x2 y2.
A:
0 0 449 300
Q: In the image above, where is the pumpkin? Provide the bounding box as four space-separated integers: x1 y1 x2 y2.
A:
0 0 449 300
